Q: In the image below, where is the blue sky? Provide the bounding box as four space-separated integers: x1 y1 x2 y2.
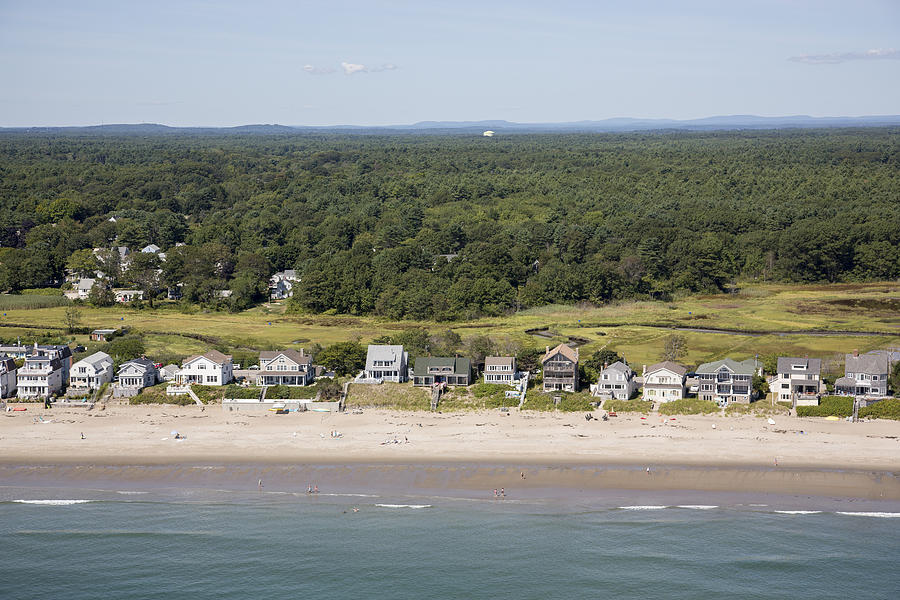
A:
1 0 898 126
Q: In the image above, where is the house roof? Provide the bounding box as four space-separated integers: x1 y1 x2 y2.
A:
777 357 822 375
142 244 161 253
366 345 405 366
77 278 96 291
542 343 578 364
92 329 117 335
413 356 471 376
260 349 312 366
696 358 756 376
834 376 857 387
183 350 232 366
601 361 633 375
645 361 687 376
161 364 179 374
76 351 113 369
118 357 157 373
485 356 515 368
845 353 889 374
0 357 16 372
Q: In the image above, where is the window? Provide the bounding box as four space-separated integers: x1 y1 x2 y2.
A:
207 376 217 383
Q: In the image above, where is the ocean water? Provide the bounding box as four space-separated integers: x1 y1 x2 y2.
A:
2 486 899 600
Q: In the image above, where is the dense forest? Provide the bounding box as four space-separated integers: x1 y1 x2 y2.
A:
0 128 898 319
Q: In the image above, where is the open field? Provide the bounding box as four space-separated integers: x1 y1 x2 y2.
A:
1 282 898 373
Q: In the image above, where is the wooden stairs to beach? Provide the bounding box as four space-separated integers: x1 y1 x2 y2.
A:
431 385 442 411
187 387 202 406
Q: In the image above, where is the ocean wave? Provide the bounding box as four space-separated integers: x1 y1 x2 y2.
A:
321 493 380 498
774 510 823 515
836 512 900 518
116 491 148 495
618 505 668 510
676 505 718 510
375 504 432 509
13 500 93 505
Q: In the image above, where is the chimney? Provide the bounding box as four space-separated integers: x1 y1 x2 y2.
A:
546 346 549 354
852 349 858 357
300 347 305 356
642 364 647 376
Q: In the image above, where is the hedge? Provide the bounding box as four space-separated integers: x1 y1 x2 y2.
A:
796 396 852 417
603 399 653 414
859 398 900 420
658 398 720 415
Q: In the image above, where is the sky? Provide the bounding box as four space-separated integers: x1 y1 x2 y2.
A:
0 0 898 126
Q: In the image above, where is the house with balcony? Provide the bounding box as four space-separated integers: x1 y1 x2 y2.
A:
593 361 637 400
412 356 472 386
834 350 890 398
257 349 314 386
641 361 687 403
0 357 17 398
17 355 65 399
69 351 114 392
359 345 408 383
175 350 233 386
484 356 517 385
696 358 757 406
541 344 579 392
769 357 823 406
115 358 159 396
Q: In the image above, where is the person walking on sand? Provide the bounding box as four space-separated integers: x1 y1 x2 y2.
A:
307 485 312 494
258 479 263 490
494 489 498 498
646 467 651 475
80 432 85 440
314 485 319 494
500 488 505 497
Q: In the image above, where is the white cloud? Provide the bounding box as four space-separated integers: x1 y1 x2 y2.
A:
303 64 336 75
789 48 900 65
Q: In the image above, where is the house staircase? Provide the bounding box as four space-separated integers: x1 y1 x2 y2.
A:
430 384 442 411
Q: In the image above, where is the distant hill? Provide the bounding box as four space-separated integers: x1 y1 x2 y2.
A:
2 115 900 135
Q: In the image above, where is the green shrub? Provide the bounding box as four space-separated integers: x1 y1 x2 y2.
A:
0 294 69 310
603 399 653 413
658 398 720 415
796 396 852 417
20 288 64 296
265 384 318 399
859 398 900 420
523 391 593 411
223 385 262 399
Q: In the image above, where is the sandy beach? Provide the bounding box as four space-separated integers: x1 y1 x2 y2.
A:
2 403 899 499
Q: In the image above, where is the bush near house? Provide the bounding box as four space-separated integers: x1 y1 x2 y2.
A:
524 391 594 412
223 384 261 399
796 396 853 417
603 399 653 413
859 398 900 420
265 384 319 400
657 398 720 415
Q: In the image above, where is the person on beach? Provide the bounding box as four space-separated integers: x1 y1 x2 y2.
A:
500 488 505 497
646 467 651 475
258 479 263 490
494 489 498 498
80 432 85 440
520 471 526 480
307 485 312 494
314 485 319 494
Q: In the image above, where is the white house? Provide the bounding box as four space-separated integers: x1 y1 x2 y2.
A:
116 358 158 393
69 351 114 391
159 364 179 382
642 361 687 402
141 244 161 254
115 289 144 303
484 356 517 384
175 350 233 386
0 357 17 398
64 278 97 301
269 270 300 300
593 361 638 400
257 349 314 386
359 345 408 383
769 357 823 406
17 355 65 399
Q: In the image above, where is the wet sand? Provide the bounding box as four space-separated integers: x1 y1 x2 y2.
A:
2 403 899 499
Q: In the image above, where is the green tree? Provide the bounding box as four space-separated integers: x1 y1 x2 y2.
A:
64 306 82 333
662 334 687 362
107 335 146 363
317 341 366 376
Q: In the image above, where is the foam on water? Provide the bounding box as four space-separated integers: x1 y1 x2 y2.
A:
676 505 718 510
13 500 93 505
836 512 900 518
618 505 668 510
774 510 823 515
375 504 432 509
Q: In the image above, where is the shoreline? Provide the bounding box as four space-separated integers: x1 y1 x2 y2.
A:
2 403 899 499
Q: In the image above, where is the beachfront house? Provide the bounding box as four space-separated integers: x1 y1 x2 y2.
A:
269 270 299 300
484 356 517 385
69 351 114 391
359 344 409 383
642 361 687 403
159 364 179 382
175 350 233 386
257 349 315 386
834 350 890 398
769 357 823 406
593 361 637 400
17 354 65 399
696 358 757 406
412 356 472 386
115 358 159 394
0 357 17 398
541 344 579 392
